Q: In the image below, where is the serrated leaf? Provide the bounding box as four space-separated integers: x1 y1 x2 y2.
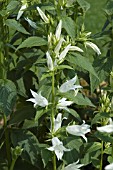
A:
41 149 52 168
22 119 38 129
16 36 47 50
68 108 81 121
67 53 98 78
62 17 75 40
0 79 17 116
95 131 113 143
6 1 19 12
5 19 30 35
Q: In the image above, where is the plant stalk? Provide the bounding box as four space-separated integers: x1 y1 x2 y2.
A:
100 140 104 170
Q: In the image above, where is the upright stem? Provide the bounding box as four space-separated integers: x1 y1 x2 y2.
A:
51 71 56 170
100 140 104 170
112 142 113 158
3 114 11 168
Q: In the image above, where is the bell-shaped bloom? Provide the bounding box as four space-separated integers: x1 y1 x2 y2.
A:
53 113 67 132
57 98 73 111
69 46 83 53
58 44 71 63
105 163 113 170
85 41 101 55
55 20 62 41
17 4 27 20
26 89 48 107
66 121 90 142
46 51 54 71
47 137 70 160
25 17 37 29
59 75 82 93
37 7 49 23
54 37 64 55
64 160 84 170
97 118 113 133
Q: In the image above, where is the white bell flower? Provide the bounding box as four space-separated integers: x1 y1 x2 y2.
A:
105 163 113 170
25 17 37 29
54 37 64 55
57 98 73 111
59 75 82 93
97 118 113 133
53 113 67 132
85 41 101 55
17 4 27 20
58 44 71 63
46 51 54 71
55 20 62 41
69 46 84 53
64 160 84 170
47 137 70 160
37 7 49 23
66 121 90 142
26 89 48 107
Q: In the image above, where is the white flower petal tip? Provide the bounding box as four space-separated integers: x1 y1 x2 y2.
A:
85 41 101 55
66 121 90 142
64 160 84 170
59 75 82 93
53 113 67 132
69 46 84 53
46 51 54 71
105 163 113 170
57 98 73 111
26 89 48 107
58 44 71 63
17 4 27 20
36 7 49 23
97 119 113 133
55 20 62 41
47 137 70 160
25 17 37 29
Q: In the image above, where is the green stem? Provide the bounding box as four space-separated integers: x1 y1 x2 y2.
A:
100 140 104 170
112 142 113 158
3 114 11 168
51 72 57 170
51 71 55 134
9 159 16 170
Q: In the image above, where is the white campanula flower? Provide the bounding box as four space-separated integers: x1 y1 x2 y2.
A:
25 17 37 29
47 137 70 160
17 4 27 20
53 113 67 132
57 98 73 111
26 89 48 107
55 20 62 41
46 51 54 71
64 160 84 170
97 118 113 133
69 46 84 53
85 41 101 55
59 75 82 93
54 37 64 55
105 163 113 170
36 7 49 23
66 121 90 142
58 44 71 63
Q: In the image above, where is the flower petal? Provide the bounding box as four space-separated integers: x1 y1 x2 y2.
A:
55 20 62 40
37 7 49 23
17 4 27 20
46 51 53 71
85 41 101 55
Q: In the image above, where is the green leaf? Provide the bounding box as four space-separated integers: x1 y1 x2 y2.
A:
95 131 113 143
62 17 76 40
11 130 41 168
68 108 81 121
35 109 48 121
104 0 113 15
6 1 19 12
41 149 52 168
16 36 47 50
5 19 30 35
63 91 95 107
0 79 17 116
22 119 38 129
91 112 110 125
77 0 90 12
67 53 98 78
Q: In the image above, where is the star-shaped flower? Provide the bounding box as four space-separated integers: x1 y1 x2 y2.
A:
47 137 70 160
26 89 48 107
59 75 82 93
56 98 73 112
